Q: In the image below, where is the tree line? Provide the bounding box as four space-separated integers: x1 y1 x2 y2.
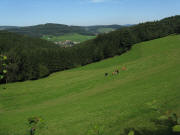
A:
0 15 180 83
7 23 93 37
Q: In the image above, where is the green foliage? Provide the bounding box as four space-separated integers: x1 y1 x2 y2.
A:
177 118 180 125
28 116 44 128
28 117 41 126
121 127 173 135
0 75 3 79
38 64 49 78
175 26 180 33
28 116 45 135
0 55 8 83
87 124 105 135
128 130 135 135
3 69 7 74
121 113 180 135
146 100 161 113
173 125 180 132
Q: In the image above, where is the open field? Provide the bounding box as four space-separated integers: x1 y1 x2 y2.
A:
42 33 96 43
0 35 180 135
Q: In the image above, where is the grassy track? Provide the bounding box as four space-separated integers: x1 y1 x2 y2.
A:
0 35 180 135
42 33 96 42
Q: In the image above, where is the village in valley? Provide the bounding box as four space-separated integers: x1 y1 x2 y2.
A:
54 40 80 47
43 33 96 47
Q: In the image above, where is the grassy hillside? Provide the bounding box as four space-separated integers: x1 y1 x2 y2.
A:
42 33 96 42
0 35 180 135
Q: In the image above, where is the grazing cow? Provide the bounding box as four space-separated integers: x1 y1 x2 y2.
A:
105 73 108 76
112 72 116 75
115 69 119 74
122 67 126 71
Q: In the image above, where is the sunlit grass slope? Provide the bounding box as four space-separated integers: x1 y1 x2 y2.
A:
0 35 180 135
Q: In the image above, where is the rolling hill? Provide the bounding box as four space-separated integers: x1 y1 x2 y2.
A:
0 26 19 30
5 23 93 37
1 24 126 38
83 24 125 34
0 35 180 135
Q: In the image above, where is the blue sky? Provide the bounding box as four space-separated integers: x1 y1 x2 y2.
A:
0 0 180 26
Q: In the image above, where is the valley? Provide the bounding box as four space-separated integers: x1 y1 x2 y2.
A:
42 33 96 47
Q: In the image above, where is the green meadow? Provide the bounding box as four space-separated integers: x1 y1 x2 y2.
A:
42 33 96 43
0 35 180 135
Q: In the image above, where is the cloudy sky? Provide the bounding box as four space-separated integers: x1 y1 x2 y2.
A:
0 0 180 26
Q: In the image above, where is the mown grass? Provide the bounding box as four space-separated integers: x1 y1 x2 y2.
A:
0 35 180 135
42 33 96 42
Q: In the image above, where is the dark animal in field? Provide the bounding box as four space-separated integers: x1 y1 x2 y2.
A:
115 69 119 74
105 73 108 76
30 128 36 135
112 69 119 75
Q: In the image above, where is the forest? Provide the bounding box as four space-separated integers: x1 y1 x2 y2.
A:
4 24 125 37
6 23 93 37
0 15 180 83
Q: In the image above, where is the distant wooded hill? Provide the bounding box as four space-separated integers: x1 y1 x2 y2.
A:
5 23 92 37
83 25 126 34
0 26 19 30
1 23 127 37
0 15 180 83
